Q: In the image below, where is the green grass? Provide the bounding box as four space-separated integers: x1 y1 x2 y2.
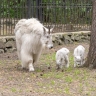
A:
64 87 70 94
11 88 17 92
65 76 73 83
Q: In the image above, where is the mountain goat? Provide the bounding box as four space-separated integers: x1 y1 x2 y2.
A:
56 48 70 69
14 18 54 71
73 45 85 67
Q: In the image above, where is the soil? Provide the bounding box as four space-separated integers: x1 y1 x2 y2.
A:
0 42 96 96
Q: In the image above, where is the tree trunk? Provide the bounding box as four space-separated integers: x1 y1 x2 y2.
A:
84 0 96 68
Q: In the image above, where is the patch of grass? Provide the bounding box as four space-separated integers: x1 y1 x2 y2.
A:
11 88 17 92
85 92 91 96
37 82 43 87
64 87 70 94
65 76 73 83
36 80 56 90
57 88 63 93
15 60 21 64
74 69 81 75
0 60 6 65
69 54 74 66
42 72 54 78
50 80 55 85
54 71 66 79
0 61 2 65
90 87 96 91
50 53 56 61
65 67 73 72
8 76 13 80
79 83 83 93
41 53 55 65
35 68 41 72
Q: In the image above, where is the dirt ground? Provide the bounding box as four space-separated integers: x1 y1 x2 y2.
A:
0 42 96 96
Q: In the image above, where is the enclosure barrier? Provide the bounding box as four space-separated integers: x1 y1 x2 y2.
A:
0 0 92 36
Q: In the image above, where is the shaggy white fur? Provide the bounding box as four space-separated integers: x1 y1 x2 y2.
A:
73 45 85 67
56 48 70 69
14 18 54 71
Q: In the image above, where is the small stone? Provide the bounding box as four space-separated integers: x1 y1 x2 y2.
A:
40 73 43 76
48 66 51 69
42 70 44 72
0 49 4 54
7 56 10 58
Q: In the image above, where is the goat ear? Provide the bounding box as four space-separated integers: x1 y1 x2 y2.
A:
50 25 54 33
43 27 46 35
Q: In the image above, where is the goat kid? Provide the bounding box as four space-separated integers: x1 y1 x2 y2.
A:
56 48 70 69
73 45 85 67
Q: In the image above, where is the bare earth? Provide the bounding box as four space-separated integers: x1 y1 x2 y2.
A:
0 42 96 96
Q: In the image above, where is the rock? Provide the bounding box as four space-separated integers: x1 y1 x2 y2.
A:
52 35 56 42
58 34 63 40
67 33 72 36
87 36 90 40
57 39 63 45
11 48 17 52
53 40 59 46
81 35 88 39
5 41 16 48
0 38 6 43
55 35 59 40
0 49 4 54
6 48 17 53
74 34 79 37
6 37 15 41
64 35 70 40
82 39 89 43
71 34 75 40
81 32 88 36
74 36 80 41
64 35 73 43
0 41 5 49
64 39 69 44
88 33 91 36
53 39 63 46
74 34 81 41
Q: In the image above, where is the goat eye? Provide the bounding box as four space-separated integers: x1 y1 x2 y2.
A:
61 58 63 61
45 41 48 44
47 36 49 38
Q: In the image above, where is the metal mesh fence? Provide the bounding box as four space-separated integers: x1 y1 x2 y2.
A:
0 0 92 36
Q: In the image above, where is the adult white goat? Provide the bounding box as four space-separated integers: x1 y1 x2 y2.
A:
56 48 70 69
73 45 85 67
14 18 54 71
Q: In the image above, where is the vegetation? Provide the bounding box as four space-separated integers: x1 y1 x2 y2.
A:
0 43 96 95
0 0 26 18
43 0 92 24
0 0 92 24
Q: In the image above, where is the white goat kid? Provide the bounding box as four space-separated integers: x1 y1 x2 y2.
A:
56 48 70 69
14 18 54 72
73 45 85 67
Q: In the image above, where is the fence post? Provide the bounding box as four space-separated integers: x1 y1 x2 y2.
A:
26 0 31 18
36 0 42 22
